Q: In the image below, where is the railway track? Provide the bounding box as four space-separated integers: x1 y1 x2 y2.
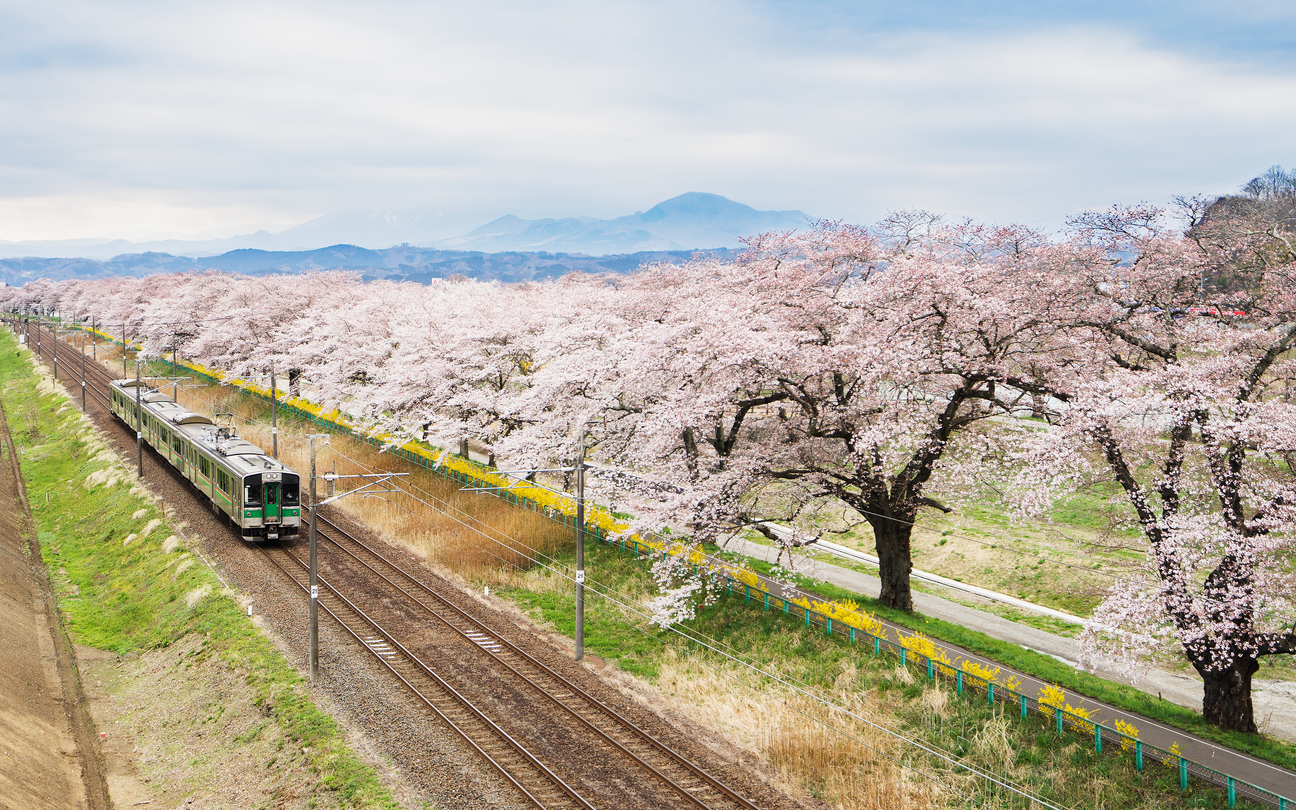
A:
26 321 116 410
21 320 774 810
307 514 762 810
256 540 597 810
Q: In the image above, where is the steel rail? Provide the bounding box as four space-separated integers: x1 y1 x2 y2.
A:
51 339 113 409
8 329 592 808
312 514 763 810
31 322 117 410
258 542 597 810
27 323 761 810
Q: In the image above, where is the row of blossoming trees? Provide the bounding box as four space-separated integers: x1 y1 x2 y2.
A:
5 200 1295 733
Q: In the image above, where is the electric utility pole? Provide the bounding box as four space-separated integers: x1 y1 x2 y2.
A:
135 361 143 477
309 434 324 679
459 421 592 661
306 434 406 681
270 363 278 459
575 430 587 661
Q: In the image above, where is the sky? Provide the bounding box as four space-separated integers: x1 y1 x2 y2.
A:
3 0 1296 242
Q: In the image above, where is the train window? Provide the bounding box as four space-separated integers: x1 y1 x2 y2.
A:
266 486 278 506
282 482 299 506
173 434 182 454
245 481 261 506
199 457 210 477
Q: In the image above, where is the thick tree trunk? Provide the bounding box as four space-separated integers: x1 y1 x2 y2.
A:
288 368 302 397
871 516 914 612
1197 657 1259 733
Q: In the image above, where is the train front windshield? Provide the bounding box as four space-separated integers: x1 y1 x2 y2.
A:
282 475 300 507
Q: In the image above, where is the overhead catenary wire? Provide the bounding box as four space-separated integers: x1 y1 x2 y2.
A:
319 482 1051 809
57 330 1286 626
14 317 1061 806
57 335 1266 807
68 318 1219 580
328 434 1268 628
156 356 1257 625
313 444 1068 809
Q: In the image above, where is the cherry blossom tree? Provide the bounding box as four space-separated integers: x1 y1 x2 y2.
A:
15 202 1290 734
555 221 1073 612
1014 205 1296 732
4 227 1077 617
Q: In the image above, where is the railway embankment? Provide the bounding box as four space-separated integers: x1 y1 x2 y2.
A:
0 331 399 809
0 377 102 809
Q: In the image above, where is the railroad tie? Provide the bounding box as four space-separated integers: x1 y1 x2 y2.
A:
363 636 398 660
464 630 503 653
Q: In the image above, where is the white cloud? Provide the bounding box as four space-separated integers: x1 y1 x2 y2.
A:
1 1 1294 240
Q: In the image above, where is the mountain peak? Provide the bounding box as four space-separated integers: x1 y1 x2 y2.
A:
441 193 810 255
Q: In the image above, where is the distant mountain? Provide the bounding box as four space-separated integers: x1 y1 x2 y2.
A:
0 245 738 287
438 193 810 253
0 208 474 261
0 193 810 261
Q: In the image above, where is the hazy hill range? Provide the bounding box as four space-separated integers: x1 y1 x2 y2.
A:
440 192 810 253
0 246 739 287
0 192 805 285
0 193 811 263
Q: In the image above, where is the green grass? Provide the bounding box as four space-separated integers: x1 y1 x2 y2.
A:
735 554 1296 772
0 333 397 809
499 540 1268 809
109 330 1296 791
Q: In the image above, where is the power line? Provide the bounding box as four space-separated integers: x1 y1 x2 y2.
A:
315 446 1064 809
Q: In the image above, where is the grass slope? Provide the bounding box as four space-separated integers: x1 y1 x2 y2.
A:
501 541 1266 809
0 334 397 809
105 337 1296 795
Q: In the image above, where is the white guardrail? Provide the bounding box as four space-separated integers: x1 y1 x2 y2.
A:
765 525 1085 626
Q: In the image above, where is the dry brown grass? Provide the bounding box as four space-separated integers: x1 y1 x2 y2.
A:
160 377 961 808
158 372 962 810
655 651 942 810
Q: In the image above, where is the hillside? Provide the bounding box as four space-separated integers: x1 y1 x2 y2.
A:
0 245 736 287
0 193 809 263
440 192 810 253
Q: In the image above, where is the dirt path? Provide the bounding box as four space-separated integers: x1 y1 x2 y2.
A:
0 400 108 810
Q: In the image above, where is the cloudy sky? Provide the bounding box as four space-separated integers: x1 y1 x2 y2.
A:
3 0 1296 241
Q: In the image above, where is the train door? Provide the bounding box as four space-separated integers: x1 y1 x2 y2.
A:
263 472 283 533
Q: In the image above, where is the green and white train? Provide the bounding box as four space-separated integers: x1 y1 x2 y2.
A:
108 379 302 541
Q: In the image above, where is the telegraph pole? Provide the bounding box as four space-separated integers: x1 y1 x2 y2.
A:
308 433 325 680
51 318 56 380
270 363 278 459
122 323 128 378
575 431 586 661
303 436 405 682
80 335 86 411
135 361 143 477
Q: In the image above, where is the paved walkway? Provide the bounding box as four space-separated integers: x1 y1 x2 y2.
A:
724 537 1296 803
